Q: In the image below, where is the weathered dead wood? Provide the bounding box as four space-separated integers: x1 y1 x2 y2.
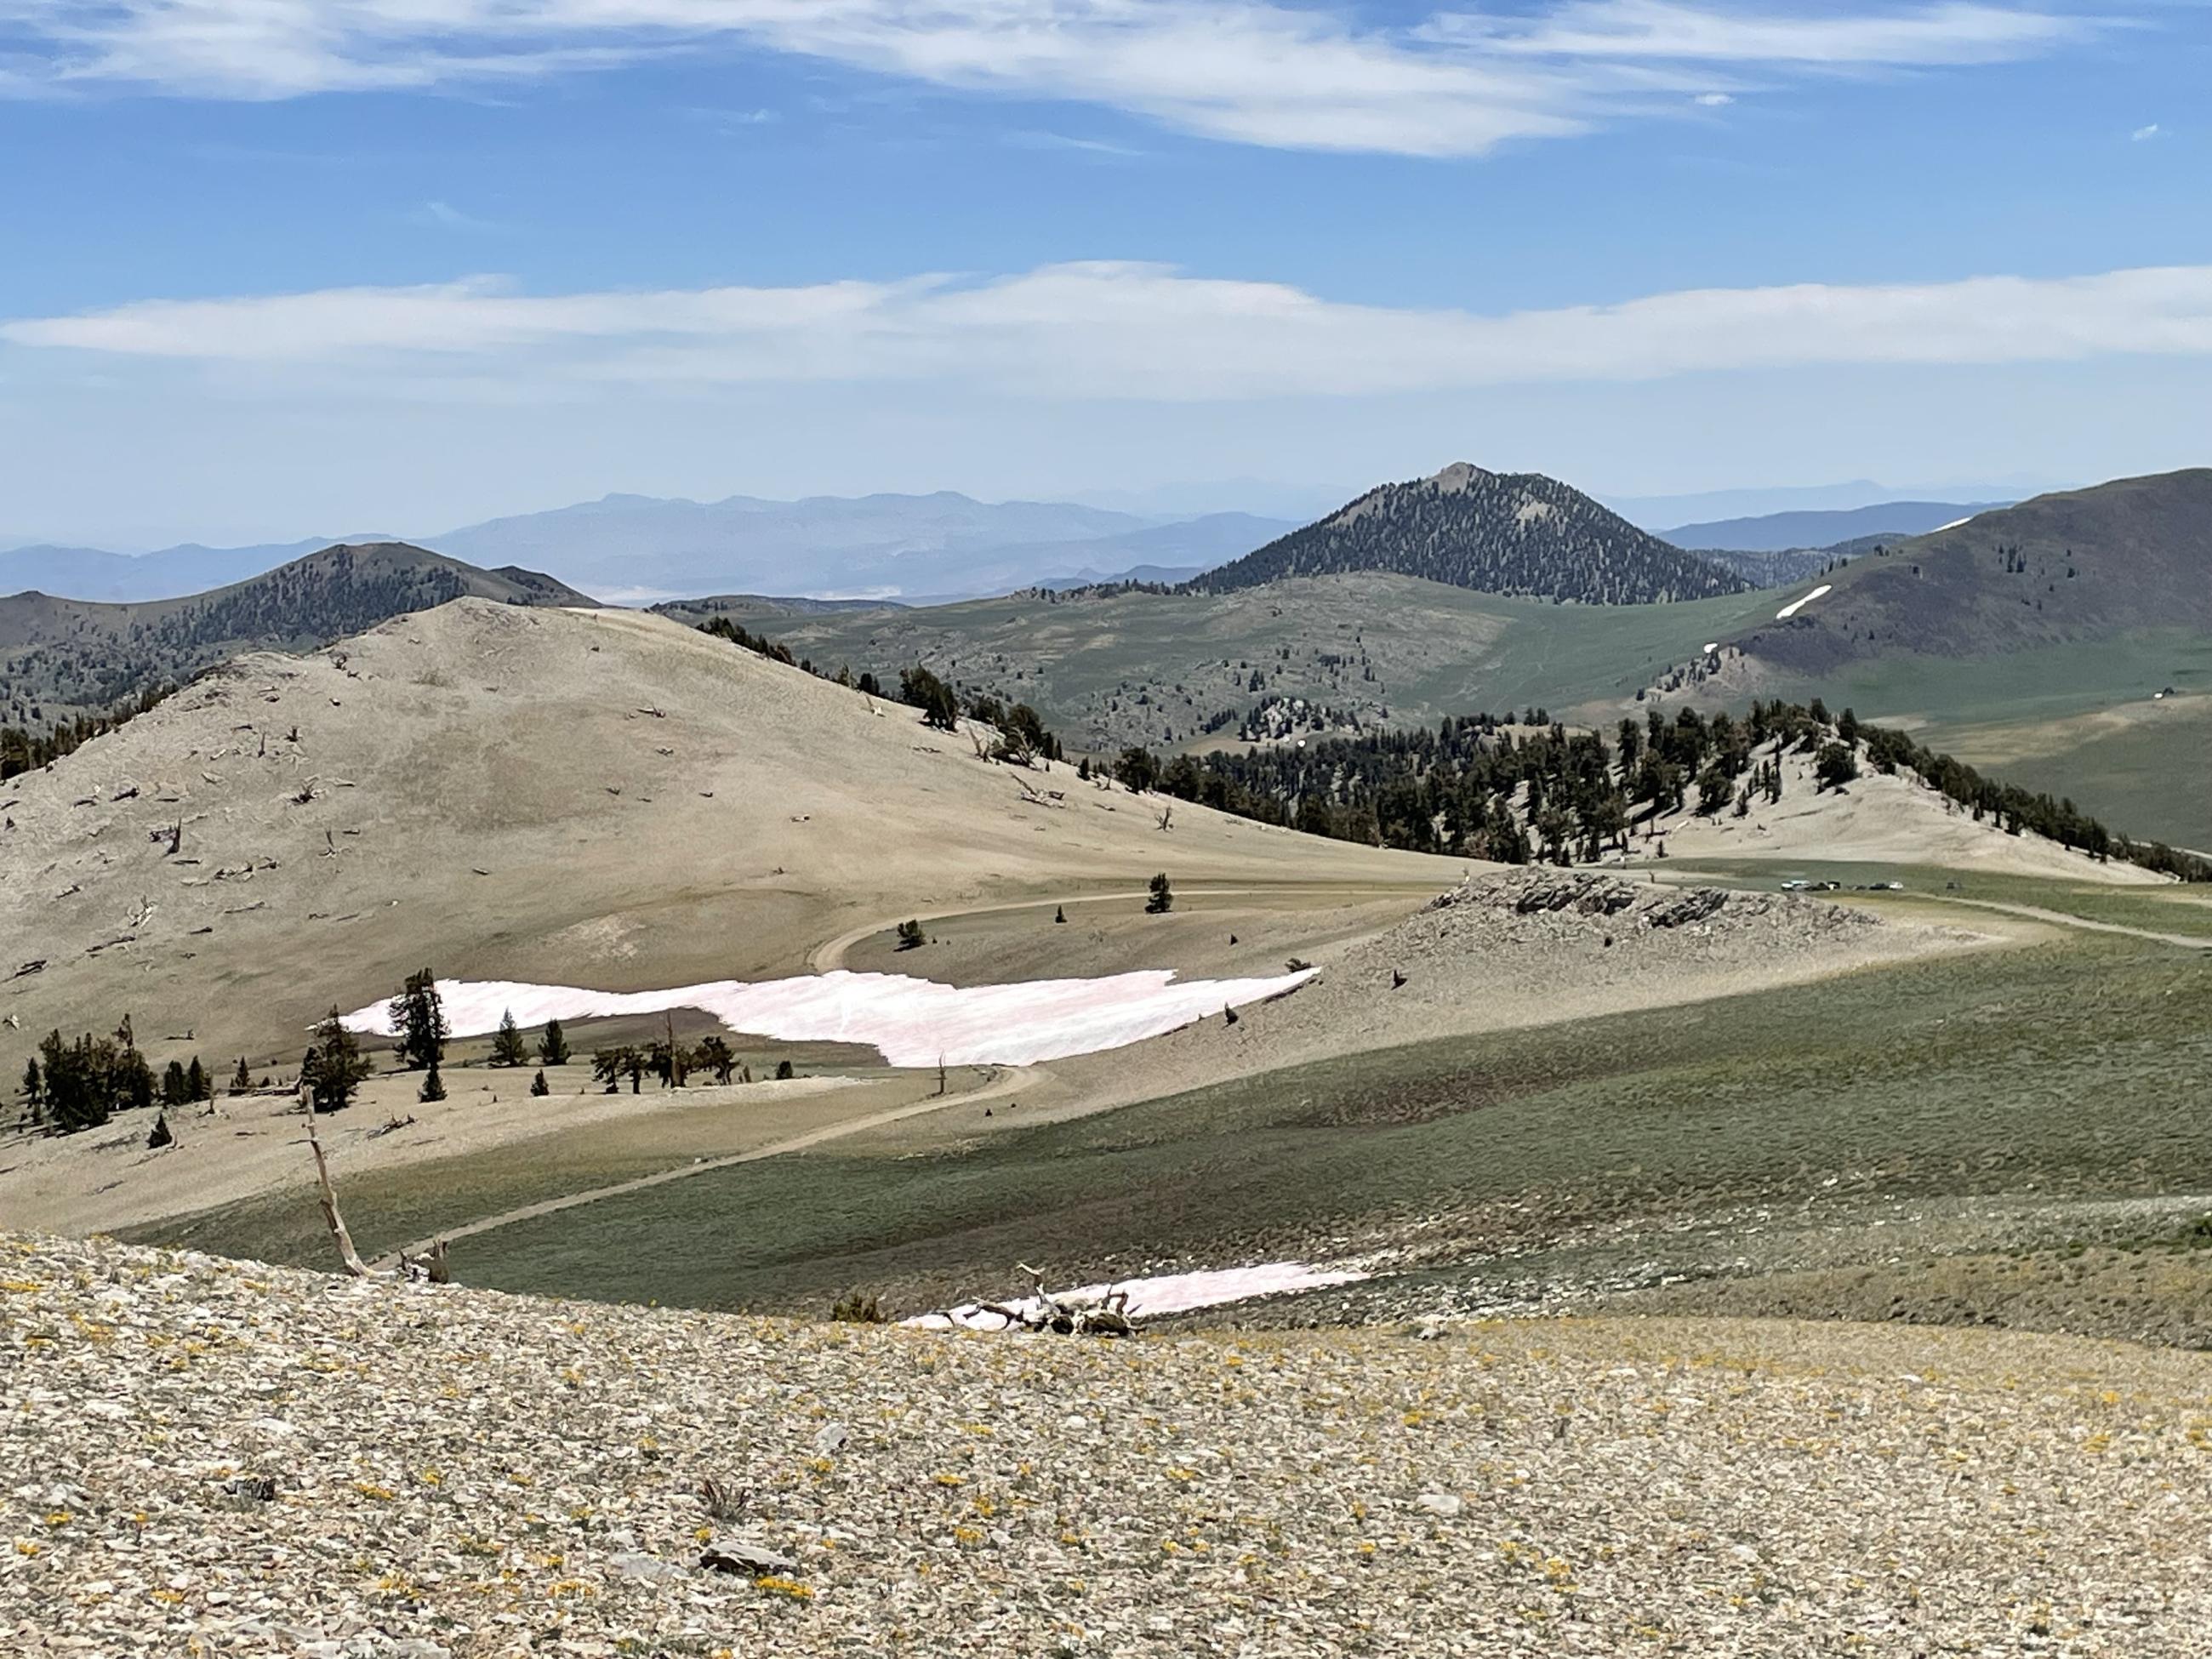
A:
925 1264 1136 1337
303 1106 369 1279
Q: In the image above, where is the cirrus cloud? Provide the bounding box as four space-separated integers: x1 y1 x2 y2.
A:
9 260 2211 401
0 0 2108 157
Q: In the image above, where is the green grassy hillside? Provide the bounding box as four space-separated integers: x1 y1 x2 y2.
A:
1719 470 2212 681
664 573 1777 754
135 909 2212 1333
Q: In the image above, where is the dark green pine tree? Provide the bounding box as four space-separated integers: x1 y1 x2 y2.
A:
693 1035 737 1085
387 967 449 1070
528 1069 550 1097
162 1059 189 1107
419 1059 448 1103
185 1056 209 1102
490 1009 529 1068
537 1018 570 1068
303 1007 372 1115
1146 872 1174 915
231 1056 254 1095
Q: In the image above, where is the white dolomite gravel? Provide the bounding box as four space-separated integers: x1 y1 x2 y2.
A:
8 1232 2212 1657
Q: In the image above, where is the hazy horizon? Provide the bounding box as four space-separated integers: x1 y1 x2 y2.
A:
3 1 2204 555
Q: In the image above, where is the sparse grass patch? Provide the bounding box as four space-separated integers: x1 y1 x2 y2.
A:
283 932 2212 1317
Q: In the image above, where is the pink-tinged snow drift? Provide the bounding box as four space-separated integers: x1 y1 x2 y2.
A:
902 1262 1371 1331
343 966 1312 1068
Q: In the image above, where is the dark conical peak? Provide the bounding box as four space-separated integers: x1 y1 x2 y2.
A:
1182 460 1752 604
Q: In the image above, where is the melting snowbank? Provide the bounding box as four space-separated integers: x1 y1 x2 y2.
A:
904 1262 1371 1331
343 966 1313 1068
1775 582 1832 619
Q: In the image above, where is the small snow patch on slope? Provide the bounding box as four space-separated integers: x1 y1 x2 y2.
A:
1776 583 1832 619
904 1262 1369 1330
345 966 1313 1068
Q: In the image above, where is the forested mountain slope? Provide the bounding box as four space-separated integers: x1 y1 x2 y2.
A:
0 543 590 727
1722 470 2212 679
1186 463 1750 605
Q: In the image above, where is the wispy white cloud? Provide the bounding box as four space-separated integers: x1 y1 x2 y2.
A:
2131 121 2161 140
10 260 2209 400
1444 0 2087 63
0 1 2106 157
416 199 499 231
1004 128 1144 157
1693 90 1735 105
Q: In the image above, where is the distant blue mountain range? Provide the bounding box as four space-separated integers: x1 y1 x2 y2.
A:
0 498 1295 606
1661 500 2010 552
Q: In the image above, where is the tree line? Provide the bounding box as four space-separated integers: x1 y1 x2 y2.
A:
1 683 171 782
694 616 1065 765
1095 698 2206 881
16 1016 232 1138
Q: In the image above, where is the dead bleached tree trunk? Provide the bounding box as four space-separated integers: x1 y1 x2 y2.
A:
303 1103 369 1278
923 1263 1135 1337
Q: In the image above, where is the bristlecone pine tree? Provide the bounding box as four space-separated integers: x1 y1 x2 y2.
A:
31 1021 156 1135
301 1006 371 1115
895 920 925 950
231 1055 253 1095
538 1018 570 1068
185 1056 208 1102
1816 740 1861 792
529 1069 550 1097
388 968 449 1071
490 1009 529 1068
1146 872 1174 914
419 1059 447 1103
693 1035 737 1085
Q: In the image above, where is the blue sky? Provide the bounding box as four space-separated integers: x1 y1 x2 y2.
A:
2 1 2207 545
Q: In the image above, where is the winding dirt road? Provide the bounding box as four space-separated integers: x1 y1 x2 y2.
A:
376 1063 1034 1268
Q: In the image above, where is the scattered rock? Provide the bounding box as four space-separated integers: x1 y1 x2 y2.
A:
698 1542 799 1578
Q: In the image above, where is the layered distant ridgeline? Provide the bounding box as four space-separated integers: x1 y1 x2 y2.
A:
1186 464 1751 605
1725 470 2212 678
0 542 590 723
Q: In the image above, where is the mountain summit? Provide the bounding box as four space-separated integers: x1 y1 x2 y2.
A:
0 542 590 722
1183 464 1750 604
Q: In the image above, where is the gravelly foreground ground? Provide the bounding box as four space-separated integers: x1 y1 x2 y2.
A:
5 1232 2209 1656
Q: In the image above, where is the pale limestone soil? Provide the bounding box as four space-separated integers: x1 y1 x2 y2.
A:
1637 738 2166 883
0 600 1463 1089
5 1233 2211 1656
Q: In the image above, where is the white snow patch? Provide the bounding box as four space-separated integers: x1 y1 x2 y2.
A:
902 1262 1370 1331
343 966 1313 1069
1932 515 1975 532
1775 583 1832 620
